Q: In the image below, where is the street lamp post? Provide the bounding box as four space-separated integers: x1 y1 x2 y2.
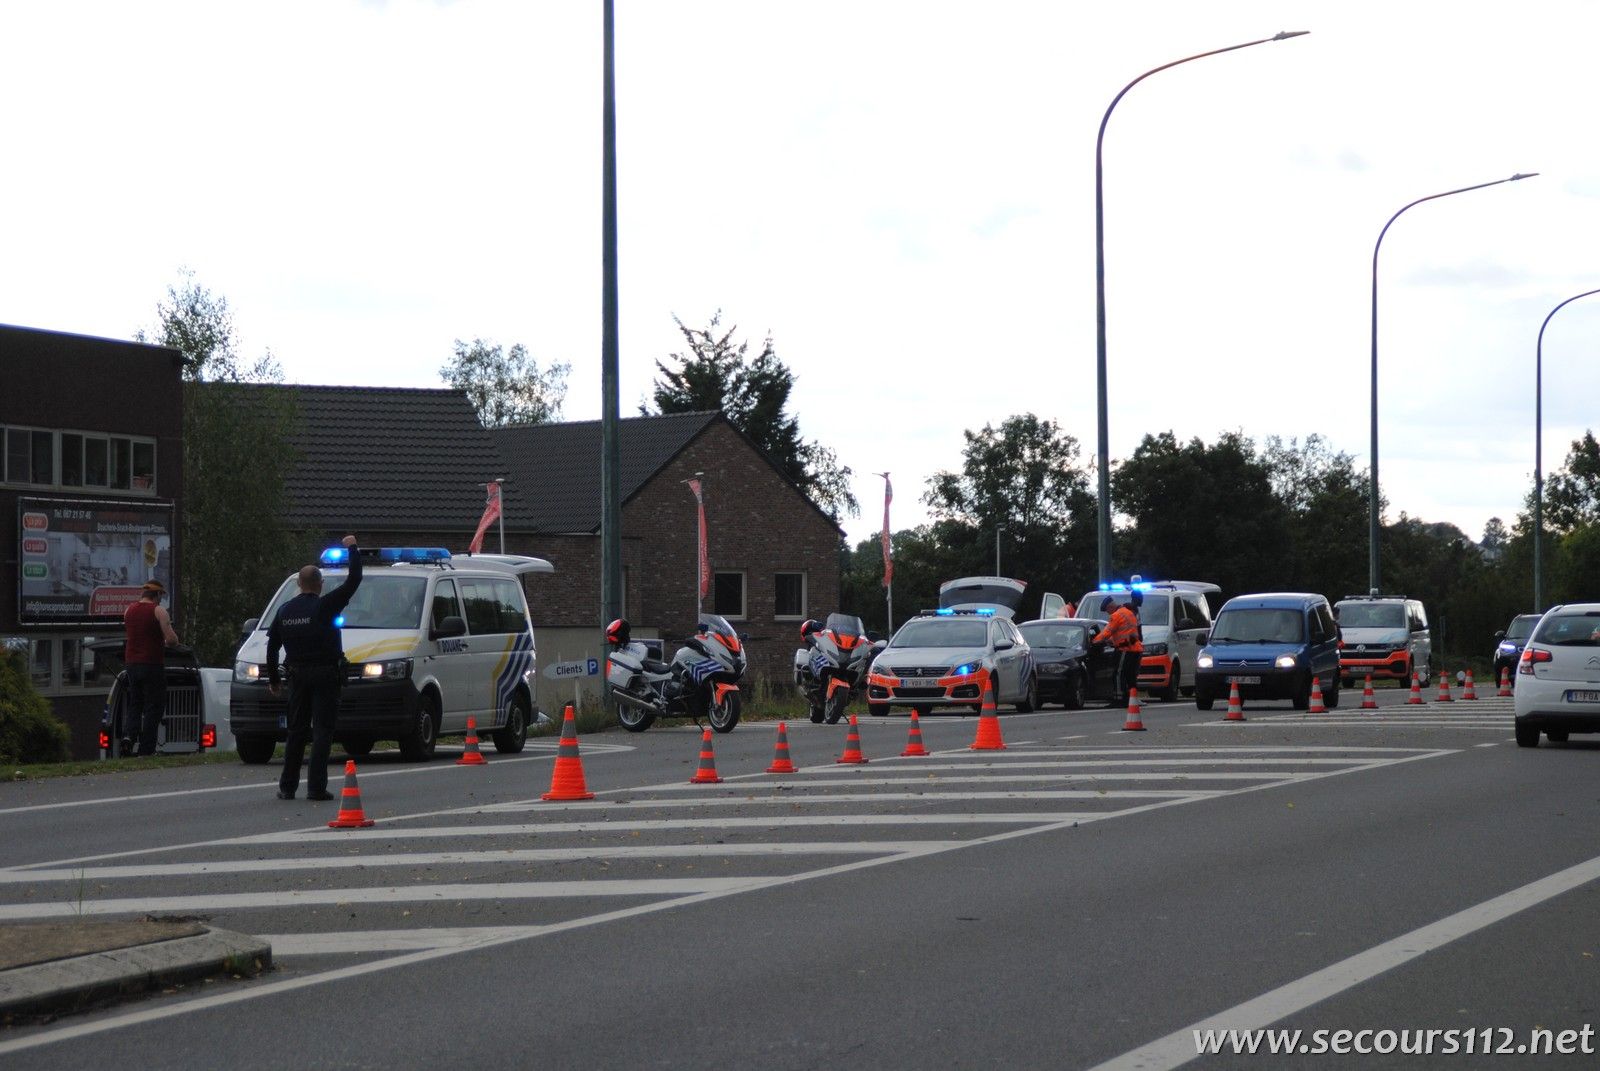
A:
1534 288 1600 611
1094 30 1308 583
995 525 1006 576
1367 173 1536 595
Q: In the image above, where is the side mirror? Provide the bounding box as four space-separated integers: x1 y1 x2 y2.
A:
430 615 466 640
241 618 259 634
994 639 1013 651
1494 630 1505 641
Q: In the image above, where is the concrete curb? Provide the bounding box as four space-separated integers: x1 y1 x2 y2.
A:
0 929 271 1019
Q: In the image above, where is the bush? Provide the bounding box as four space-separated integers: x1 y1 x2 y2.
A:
0 648 71 765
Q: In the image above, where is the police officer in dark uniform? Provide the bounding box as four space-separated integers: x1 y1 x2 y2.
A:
268 535 362 800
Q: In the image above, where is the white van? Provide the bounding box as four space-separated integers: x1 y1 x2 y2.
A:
1044 578 1220 701
229 546 553 763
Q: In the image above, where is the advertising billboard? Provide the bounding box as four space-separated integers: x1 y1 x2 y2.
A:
18 497 175 625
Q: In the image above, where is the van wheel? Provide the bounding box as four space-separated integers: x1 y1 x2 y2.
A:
1292 676 1312 711
1159 664 1179 703
1194 689 1215 712
236 735 275 765
342 738 374 758
493 693 529 753
400 692 440 761
1324 675 1341 709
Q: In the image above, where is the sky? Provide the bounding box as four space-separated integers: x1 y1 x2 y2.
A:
6 0 1600 562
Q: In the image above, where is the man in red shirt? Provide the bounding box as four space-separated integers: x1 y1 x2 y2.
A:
123 579 180 756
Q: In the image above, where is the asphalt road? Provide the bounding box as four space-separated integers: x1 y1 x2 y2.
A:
1 687 1596 1070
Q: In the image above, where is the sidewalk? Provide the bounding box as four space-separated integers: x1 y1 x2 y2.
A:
0 919 270 1021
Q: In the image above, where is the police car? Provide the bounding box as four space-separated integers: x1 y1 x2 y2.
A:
865 607 1036 715
229 546 553 763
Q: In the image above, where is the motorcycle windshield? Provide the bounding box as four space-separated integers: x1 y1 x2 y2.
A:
699 614 737 638
825 613 865 639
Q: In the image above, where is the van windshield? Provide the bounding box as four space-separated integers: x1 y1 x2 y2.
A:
262 574 428 630
1210 608 1304 644
1337 603 1407 629
1076 592 1169 626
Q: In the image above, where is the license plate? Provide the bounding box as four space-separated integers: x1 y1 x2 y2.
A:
1226 675 1261 685
899 678 939 688
1565 690 1600 703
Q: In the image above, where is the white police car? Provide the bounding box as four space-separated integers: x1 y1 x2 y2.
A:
229 546 553 763
865 608 1036 715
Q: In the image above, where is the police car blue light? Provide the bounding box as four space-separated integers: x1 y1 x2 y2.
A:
320 547 350 565
378 547 451 564
334 615 346 627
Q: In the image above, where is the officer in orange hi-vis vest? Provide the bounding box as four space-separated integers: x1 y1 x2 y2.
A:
1093 595 1143 708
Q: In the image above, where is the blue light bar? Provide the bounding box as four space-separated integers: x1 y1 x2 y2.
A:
934 608 954 615
321 547 350 565
1099 580 1156 593
377 547 451 564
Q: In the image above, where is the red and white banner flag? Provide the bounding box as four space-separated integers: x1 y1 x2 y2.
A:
469 481 502 555
880 474 893 587
687 478 710 598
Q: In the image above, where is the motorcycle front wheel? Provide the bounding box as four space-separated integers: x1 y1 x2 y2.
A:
823 688 849 725
708 689 742 733
616 701 656 733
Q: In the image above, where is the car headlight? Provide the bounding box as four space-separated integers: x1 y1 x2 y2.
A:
1144 643 1169 656
359 658 413 681
1496 642 1516 654
233 661 262 683
953 662 978 677
1274 654 1298 669
1197 654 1214 669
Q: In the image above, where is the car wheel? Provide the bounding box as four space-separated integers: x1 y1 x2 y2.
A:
399 691 441 761
1194 688 1214 712
341 738 375 758
1514 720 1539 747
1325 674 1341 709
1063 672 1086 710
1158 663 1179 703
1546 730 1569 743
1016 673 1038 713
868 701 890 717
492 692 530 753
236 734 275 765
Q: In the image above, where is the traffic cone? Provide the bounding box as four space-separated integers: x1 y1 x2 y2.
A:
1406 672 1424 705
689 728 724 784
541 704 595 801
1308 676 1327 713
1435 670 1453 703
900 710 929 757
1224 680 1245 722
971 670 1007 750
1360 674 1378 710
1121 687 1146 731
327 760 376 828
456 715 488 765
1497 667 1513 697
1461 669 1478 700
766 721 798 774
837 714 870 764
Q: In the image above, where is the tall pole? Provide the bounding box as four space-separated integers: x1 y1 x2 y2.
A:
1367 173 1536 595
600 0 623 670
1534 287 1600 611
995 524 1005 576
694 472 705 620
1095 30 1308 583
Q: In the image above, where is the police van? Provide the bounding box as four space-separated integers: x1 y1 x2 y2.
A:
229 546 553 763
1044 577 1220 702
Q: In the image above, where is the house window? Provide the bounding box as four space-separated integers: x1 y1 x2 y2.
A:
2 426 156 492
774 572 806 619
712 572 746 619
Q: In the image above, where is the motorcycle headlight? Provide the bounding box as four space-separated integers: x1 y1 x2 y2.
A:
1144 643 1169 656
1274 654 1298 669
233 661 262 683
359 658 413 681
1197 654 1214 669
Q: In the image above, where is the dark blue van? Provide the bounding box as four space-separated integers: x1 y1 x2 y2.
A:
1194 592 1342 710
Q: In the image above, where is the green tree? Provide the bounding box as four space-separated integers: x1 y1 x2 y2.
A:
0 645 70 764
137 273 310 665
441 339 570 428
1262 434 1369 602
1542 431 1600 532
650 312 858 519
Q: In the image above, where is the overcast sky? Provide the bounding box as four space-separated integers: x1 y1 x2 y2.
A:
6 0 1600 563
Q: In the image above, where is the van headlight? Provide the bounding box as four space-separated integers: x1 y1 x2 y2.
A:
1197 654 1214 669
1275 654 1299 669
359 658 413 681
234 661 262 683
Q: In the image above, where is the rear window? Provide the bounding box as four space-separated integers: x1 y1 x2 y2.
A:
1336 603 1407 629
1210 608 1305 644
1531 612 1600 648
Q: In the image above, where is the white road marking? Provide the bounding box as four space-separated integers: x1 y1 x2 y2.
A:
1088 852 1600 1071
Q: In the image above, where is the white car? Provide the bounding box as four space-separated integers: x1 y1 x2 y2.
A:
1513 603 1600 747
866 610 1036 715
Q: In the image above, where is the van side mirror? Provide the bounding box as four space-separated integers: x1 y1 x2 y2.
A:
1494 630 1505 641
241 618 259 634
431 615 466 640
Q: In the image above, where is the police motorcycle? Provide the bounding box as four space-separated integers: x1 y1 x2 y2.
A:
793 613 883 724
605 614 746 733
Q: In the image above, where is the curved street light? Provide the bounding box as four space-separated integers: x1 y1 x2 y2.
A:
1094 30 1309 582
1533 287 1600 611
1367 172 1537 595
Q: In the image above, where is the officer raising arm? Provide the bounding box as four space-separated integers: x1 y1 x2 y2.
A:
268 535 361 801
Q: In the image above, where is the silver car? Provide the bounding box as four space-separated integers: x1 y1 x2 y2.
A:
866 611 1036 715
1513 604 1600 747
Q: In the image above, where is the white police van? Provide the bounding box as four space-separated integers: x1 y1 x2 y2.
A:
229 546 553 763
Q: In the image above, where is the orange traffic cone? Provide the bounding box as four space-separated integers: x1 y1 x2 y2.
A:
541 704 595 801
689 728 724 784
971 670 1007 750
837 714 870 764
1308 676 1327 714
327 760 376 828
1360 674 1378 710
1224 680 1245 722
1406 672 1424 705
1121 687 1146 731
901 710 929 757
1461 669 1478 700
1435 670 1453 703
1498 667 1513 697
456 715 488 765
766 721 798 774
